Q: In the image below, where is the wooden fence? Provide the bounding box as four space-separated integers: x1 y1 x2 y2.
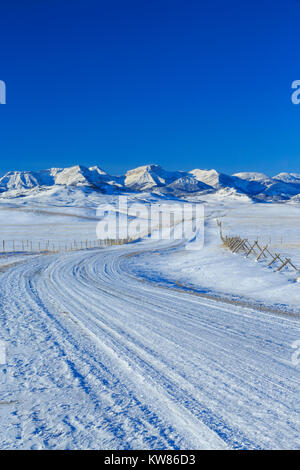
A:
217 220 298 274
0 238 134 254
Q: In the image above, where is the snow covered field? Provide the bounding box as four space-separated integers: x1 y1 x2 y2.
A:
131 200 300 311
0 184 300 449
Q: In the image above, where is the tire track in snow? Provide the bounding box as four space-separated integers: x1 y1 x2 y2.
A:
0 251 225 449
0 243 299 449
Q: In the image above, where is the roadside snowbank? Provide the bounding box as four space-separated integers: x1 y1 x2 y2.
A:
128 217 300 311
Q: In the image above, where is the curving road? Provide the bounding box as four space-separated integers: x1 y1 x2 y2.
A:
0 242 299 449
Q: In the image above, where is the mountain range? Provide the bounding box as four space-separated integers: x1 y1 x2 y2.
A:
1 164 300 201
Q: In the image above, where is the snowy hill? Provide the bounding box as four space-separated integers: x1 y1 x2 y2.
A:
0 164 300 201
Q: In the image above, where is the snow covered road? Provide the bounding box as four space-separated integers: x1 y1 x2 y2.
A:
0 243 299 449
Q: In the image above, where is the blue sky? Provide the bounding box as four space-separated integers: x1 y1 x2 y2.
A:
0 0 300 176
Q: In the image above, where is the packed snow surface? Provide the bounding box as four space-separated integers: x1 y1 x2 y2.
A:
0 182 299 450
0 240 299 449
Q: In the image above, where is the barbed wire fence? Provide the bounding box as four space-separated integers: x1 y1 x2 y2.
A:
0 237 135 254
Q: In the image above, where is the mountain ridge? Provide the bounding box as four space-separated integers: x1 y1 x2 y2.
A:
0 164 300 201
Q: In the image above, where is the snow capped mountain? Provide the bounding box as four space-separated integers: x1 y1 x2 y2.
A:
189 169 264 195
166 175 212 193
52 164 121 188
233 172 272 184
124 164 183 190
0 163 300 201
273 172 300 184
0 165 121 193
0 169 55 191
53 165 92 186
232 171 300 199
257 181 300 200
189 169 227 188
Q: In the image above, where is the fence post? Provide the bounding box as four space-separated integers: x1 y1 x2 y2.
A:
246 241 258 257
256 245 268 261
277 258 290 272
267 253 280 267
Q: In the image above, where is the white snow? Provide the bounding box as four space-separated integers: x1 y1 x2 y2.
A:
1 163 300 201
0 171 300 450
233 171 273 183
273 172 300 184
189 168 223 188
129 207 300 311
